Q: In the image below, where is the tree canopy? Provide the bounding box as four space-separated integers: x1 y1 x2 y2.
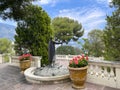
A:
56 45 82 55
0 0 37 21
0 38 12 54
52 17 84 43
103 0 120 61
14 5 53 65
82 29 104 57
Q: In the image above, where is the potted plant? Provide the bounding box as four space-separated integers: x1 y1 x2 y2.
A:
68 54 88 89
19 53 32 71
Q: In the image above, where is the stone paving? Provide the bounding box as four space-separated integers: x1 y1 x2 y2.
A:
0 63 119 90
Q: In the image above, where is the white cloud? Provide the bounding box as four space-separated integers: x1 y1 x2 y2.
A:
39 0 57 5
0 18 17 26
33 0 68 7
57 7 106 38
96 0 112 6
39 0 50 4
96 0 107 3
97 0 112 3
108 0 112 3
33 0 57 7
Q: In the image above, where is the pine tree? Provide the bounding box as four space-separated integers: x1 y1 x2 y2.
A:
14 5 53 65
0 0 37 21
52 17 84 43
103 0 120 61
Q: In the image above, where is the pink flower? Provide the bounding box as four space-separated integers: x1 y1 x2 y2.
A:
69 54 88 68
73 57 79 64
81 54 85 59
77 55 82 60
69 60 73 64
73 56 77 60
74 59 78 64
86 56 88 60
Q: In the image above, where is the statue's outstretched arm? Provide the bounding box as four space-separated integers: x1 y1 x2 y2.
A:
53 41 62 44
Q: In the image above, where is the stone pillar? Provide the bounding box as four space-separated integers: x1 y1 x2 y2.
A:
9 55 12 63
37 56 42 68
116 67 120 88
0 54 2 63
32 56 42 68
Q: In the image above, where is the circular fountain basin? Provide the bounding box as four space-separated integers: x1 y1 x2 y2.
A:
24 67 70 84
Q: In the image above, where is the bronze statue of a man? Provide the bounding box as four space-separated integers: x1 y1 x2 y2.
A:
48 38 62 66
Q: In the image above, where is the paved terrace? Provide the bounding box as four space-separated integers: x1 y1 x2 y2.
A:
0 63 119 90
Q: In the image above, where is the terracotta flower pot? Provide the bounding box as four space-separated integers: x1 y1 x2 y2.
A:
20 60 31 71
68 66 88 89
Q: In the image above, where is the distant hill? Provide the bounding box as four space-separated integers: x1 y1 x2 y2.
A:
0 23 16 41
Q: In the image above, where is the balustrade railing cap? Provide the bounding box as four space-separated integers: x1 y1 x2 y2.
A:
11 56 42 59
32 56 42 59
88 60 120 68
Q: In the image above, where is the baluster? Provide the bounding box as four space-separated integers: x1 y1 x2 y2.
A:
101 72 104 78
104 67 109 77
110 67 115 77
100 66 105 78
87 64 91 74
90 65 94 75
99 66 103 75
114 77 116 81
96 65 103 77
95 65 99 76
93 65 96 75
110 67 117 81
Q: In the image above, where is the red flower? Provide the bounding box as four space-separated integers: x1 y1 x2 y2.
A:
19 53 32 61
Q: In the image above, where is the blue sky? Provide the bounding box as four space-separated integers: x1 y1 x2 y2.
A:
0 0 114 46
33 0 113 38
33 0 113 47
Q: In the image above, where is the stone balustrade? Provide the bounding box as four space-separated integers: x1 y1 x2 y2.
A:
55 55 120 89
87 60 120 89
9 56 42 68
55 55 104 61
